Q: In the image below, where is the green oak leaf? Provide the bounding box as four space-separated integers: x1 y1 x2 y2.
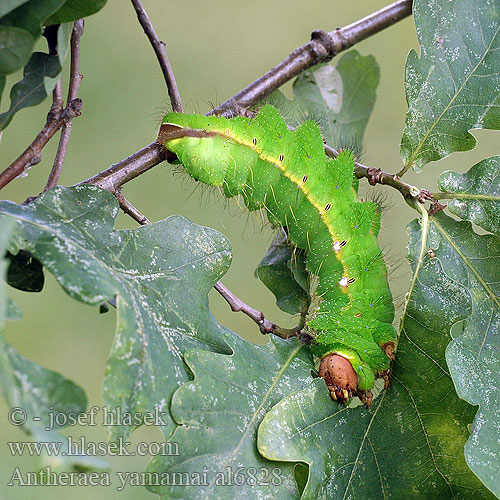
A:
0 1 75 126
0 336 110 472
0 217 107 472
265 50 379 150
0 51 62 130
0 0 65 38
45 0 108 24
257 212 495 499
0 25 34 75
438 156 500 235
0 185 232 441
147 332 314 500
0 0 31 19
0 0 63 76
427 212 500 497
256 230 310 315
400 0 500 172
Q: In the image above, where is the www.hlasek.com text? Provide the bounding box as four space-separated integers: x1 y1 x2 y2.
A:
8 436 179 457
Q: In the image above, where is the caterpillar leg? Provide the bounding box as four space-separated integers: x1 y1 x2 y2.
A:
382 341 395 360
380 369 391 390
358 390 373 407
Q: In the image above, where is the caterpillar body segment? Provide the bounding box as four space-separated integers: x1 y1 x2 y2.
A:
160 105 397 402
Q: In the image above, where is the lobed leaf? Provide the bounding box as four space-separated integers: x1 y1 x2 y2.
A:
438 156 500 235
0 0 65 38
400 0 500 172
265 50 379 150
147 332 314 500
0 186 232 441
0 217 106 472
0 0 104 126
427 212 500 497
0 0 64 127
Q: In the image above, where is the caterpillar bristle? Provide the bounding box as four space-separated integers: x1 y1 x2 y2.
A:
152 102 174 127
251 93 296 125
296 106 329 130
366 188 394 213
206 98 221 115
335 137 364 162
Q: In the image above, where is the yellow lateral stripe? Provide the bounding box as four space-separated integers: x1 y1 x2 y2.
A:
167 127 357 306
224 131 354 305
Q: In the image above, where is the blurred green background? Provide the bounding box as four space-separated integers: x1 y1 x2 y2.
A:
0 1 498 498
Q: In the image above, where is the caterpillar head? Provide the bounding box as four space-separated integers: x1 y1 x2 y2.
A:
158 122 184 163
318 354 357 403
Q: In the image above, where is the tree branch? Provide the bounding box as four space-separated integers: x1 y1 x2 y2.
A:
213 0 412 117
115 191 151 225
44 20 85 192
81 0 413 192
78 142 167 192
131 0 183 112
213 281 304 339
0 95 82 191
324 145 433 203
52 79 63 110
0 23 84 191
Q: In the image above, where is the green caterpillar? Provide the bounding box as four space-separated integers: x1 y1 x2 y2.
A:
159 104 396 404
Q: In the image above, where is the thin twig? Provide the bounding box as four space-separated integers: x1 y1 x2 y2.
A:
44 20 85 192
52 79 63 110
131 0 183 112
324 145 433 203
214 281 304 339
66 20 85 102
81 0 413 192
0 97 82 191
115 191 151 225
